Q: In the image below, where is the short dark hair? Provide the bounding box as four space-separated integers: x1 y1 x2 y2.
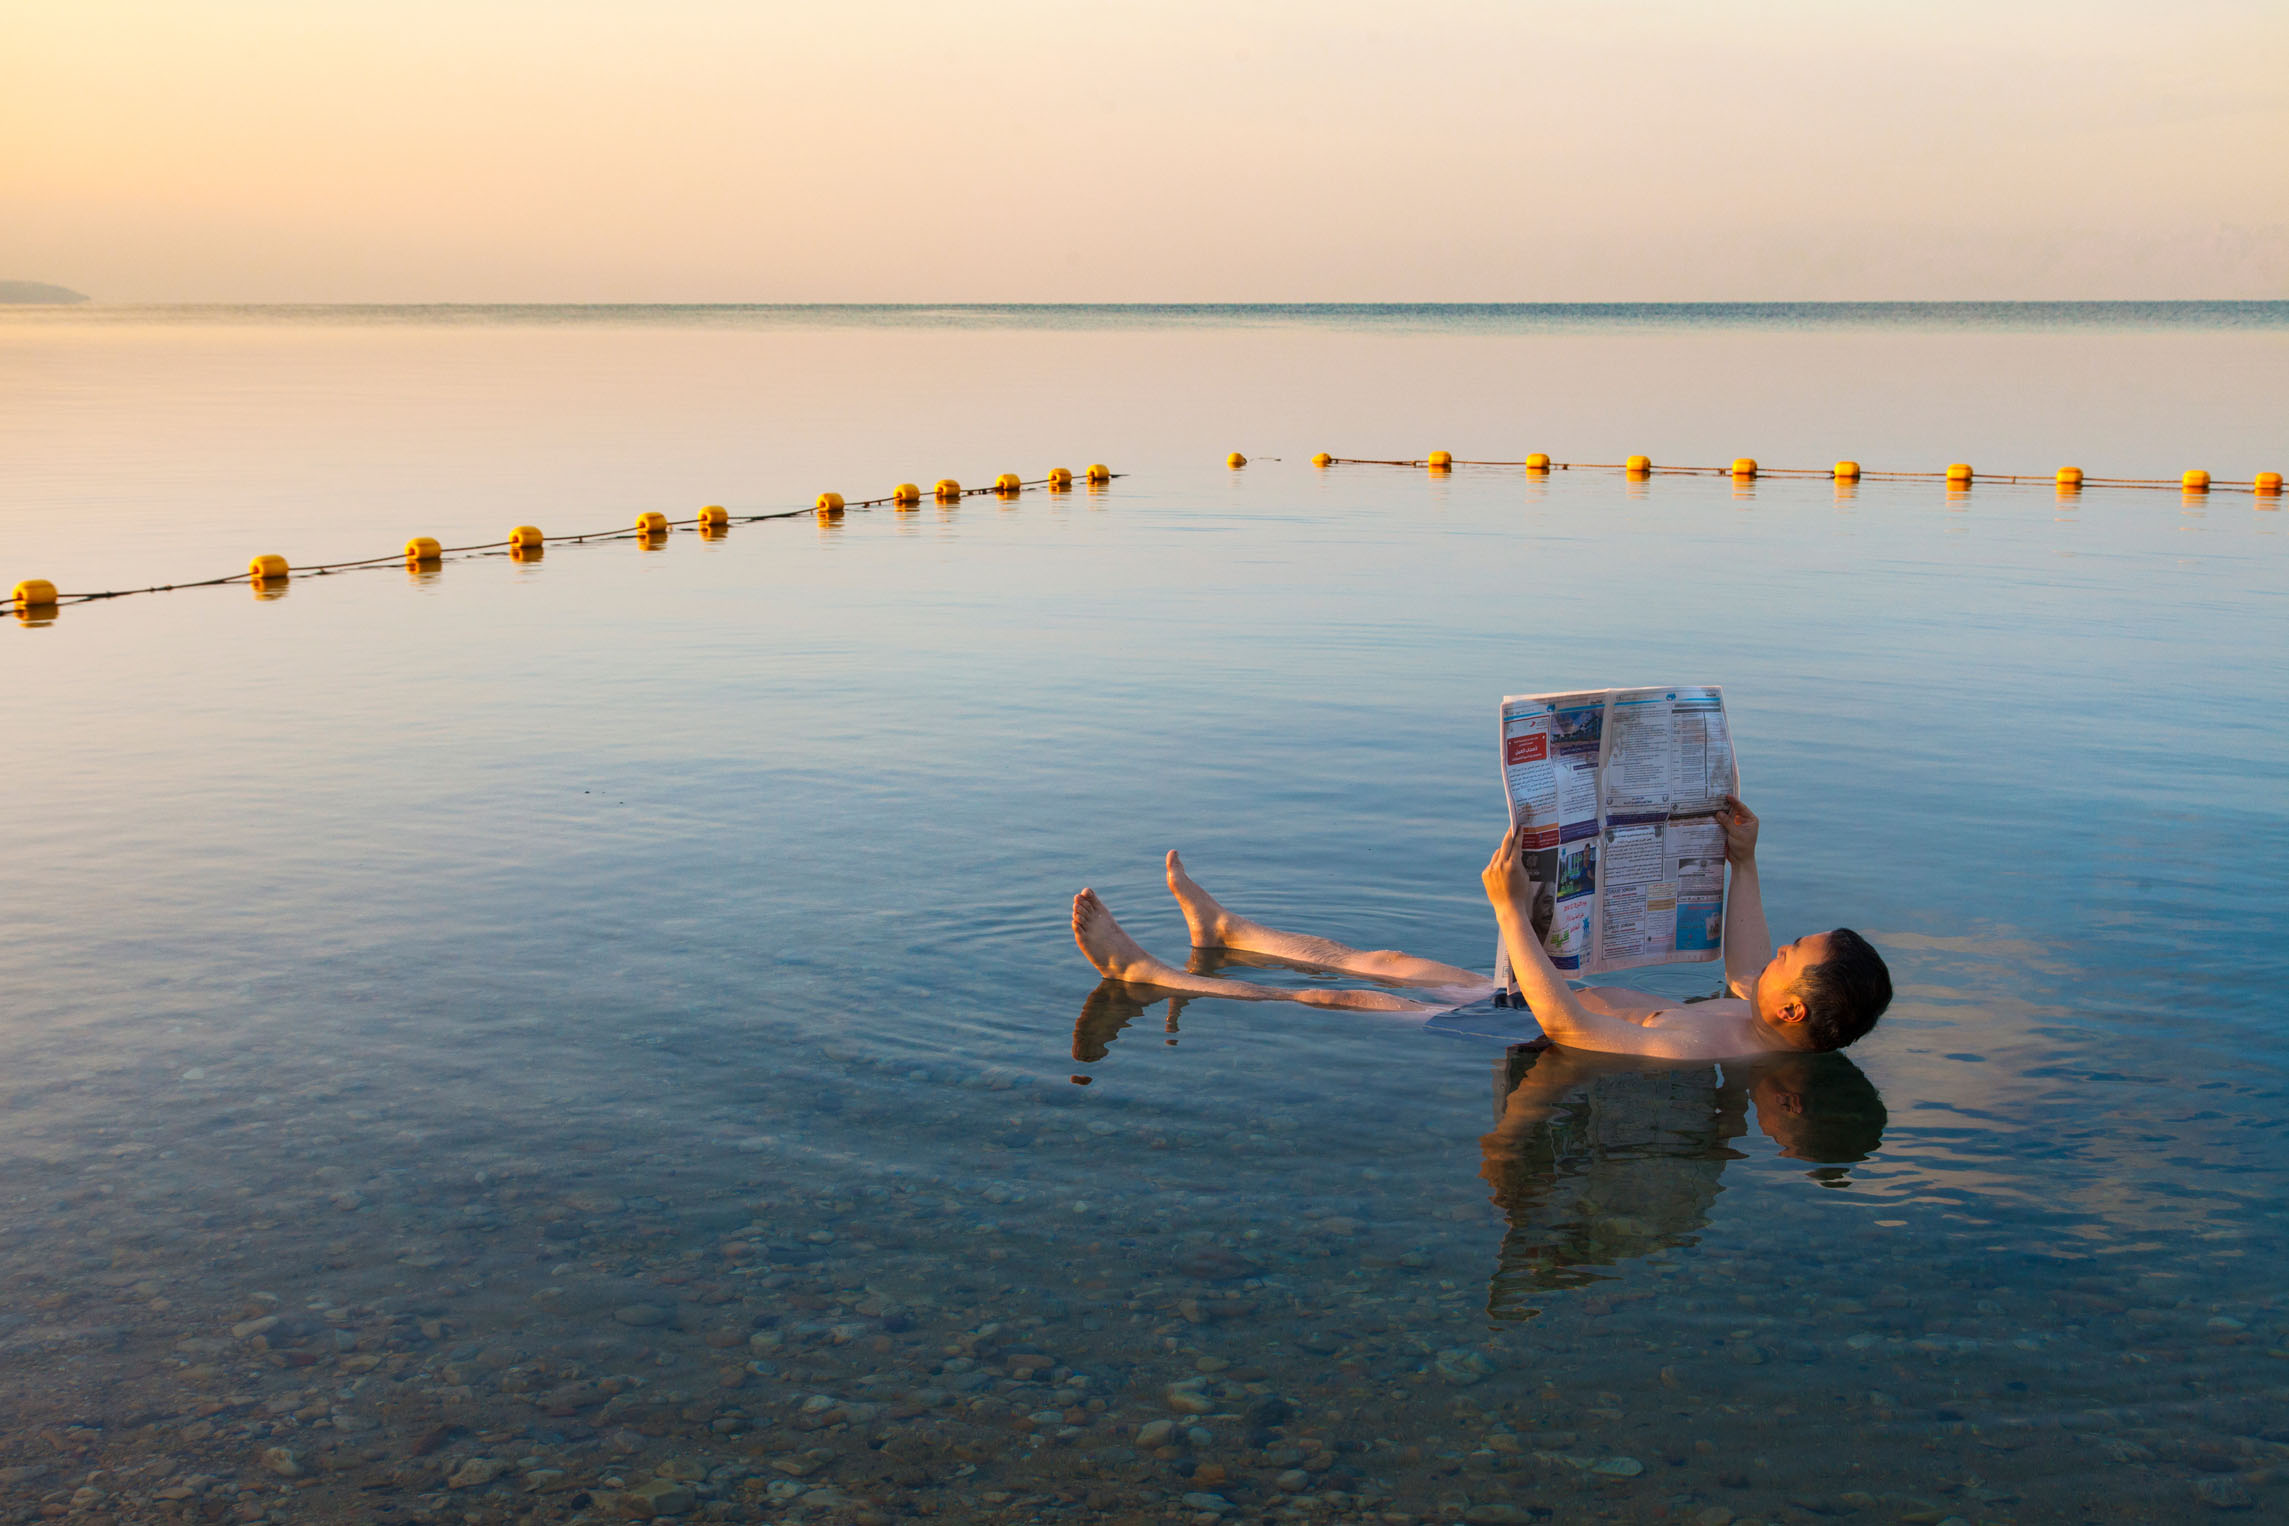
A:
1797 928 1891 1051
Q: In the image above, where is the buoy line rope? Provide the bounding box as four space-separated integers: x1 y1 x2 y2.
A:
1320 457 2277 492
5 473 1122 616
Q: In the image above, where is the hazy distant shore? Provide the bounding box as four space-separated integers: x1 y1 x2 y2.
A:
0 281 89 304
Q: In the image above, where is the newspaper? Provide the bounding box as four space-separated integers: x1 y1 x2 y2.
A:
1493 686 1737 994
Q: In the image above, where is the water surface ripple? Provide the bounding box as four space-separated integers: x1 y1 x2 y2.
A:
3 307 2286 1525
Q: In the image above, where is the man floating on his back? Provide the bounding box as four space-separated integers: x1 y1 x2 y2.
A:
1070 796 1892 1058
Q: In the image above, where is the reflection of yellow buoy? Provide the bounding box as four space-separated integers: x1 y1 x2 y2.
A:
1226 452 1247 469
1084 464 1111 484
1833 460 1860 480
1427 450 1452 470
635 511 668 534
248 554 290 584
404 536 441 565
2055 467 2083 487
2256 472 2283 495
1046 468 1073 490
2181 469 2210 492
892 482 922 505
508 525 544 549
1311 452 1332 468
1525 453 1551 471
697 504 728 528
1625 455 1651 474
14 578 59 608
934 478 962 501
1946 463 1974 484
994 473 1023 494
1731 457 1758 477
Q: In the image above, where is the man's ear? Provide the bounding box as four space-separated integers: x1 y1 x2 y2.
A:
1775 993 1810 1026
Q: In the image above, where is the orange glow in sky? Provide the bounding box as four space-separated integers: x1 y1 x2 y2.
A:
6 0 2286 301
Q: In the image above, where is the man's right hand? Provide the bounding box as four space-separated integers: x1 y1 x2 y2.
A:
1483 824 1532 909
1719 794 1760 864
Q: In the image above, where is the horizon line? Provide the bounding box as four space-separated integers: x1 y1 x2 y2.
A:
11 297 2289 309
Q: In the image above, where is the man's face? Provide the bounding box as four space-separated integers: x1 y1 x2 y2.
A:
1753 931 1837 1030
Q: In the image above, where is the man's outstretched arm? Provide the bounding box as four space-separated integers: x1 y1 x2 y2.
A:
1718 795 1773 999
1482 830 1736 1059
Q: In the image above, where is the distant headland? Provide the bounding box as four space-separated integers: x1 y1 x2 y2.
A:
0 281 90 304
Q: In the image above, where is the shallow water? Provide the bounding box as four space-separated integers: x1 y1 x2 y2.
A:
3 305 2288 1526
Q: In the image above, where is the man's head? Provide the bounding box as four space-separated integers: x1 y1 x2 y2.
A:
1752 928 1892 1051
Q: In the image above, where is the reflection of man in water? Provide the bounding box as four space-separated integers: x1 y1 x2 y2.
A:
1068 795 1893 1057
1477 1040 1886 1317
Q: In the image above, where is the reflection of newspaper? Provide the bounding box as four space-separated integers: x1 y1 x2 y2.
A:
1494 686 1738 988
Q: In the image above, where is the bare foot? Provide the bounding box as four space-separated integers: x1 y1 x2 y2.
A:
1072 889 1193 985
1165 850 1239 947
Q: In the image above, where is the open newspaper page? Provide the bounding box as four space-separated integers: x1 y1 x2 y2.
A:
1494 686 1738 998
1493 691 1609 996
1594 686 1736 973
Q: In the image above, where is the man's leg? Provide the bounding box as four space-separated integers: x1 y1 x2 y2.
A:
1072 890 1441 1013
1165 851 1494 994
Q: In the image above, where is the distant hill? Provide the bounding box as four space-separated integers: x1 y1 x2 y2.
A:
0 281 90 304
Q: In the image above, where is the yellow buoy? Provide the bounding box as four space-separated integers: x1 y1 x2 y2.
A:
2256 472 2283 495
934 478 962 501
1045 468 1073 490
1946 463 1974 484
404 536 442 564
1731 457 1758 477
2055 467 2083 487
697 504 729 528
12 578 58 608
1226 453 1247 469
634 511 668 534
508 525 544 549
1084 464 1111 484
1311 452 1332 468
815 492 846 516
1833 461 1861 480
1427 450 1453 470
892 483 922 506
2181 469 2210 492
1624 455 1651 474
1525 453 1551 471
994 473 1023 494
248 554 290 583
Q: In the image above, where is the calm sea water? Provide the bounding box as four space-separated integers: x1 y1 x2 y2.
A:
3 304 2287 1526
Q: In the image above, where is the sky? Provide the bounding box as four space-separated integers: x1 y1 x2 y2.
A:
5 0 2287 302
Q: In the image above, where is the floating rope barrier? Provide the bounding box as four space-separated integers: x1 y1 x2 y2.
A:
1310 453 2285 496
6 466 1122 623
